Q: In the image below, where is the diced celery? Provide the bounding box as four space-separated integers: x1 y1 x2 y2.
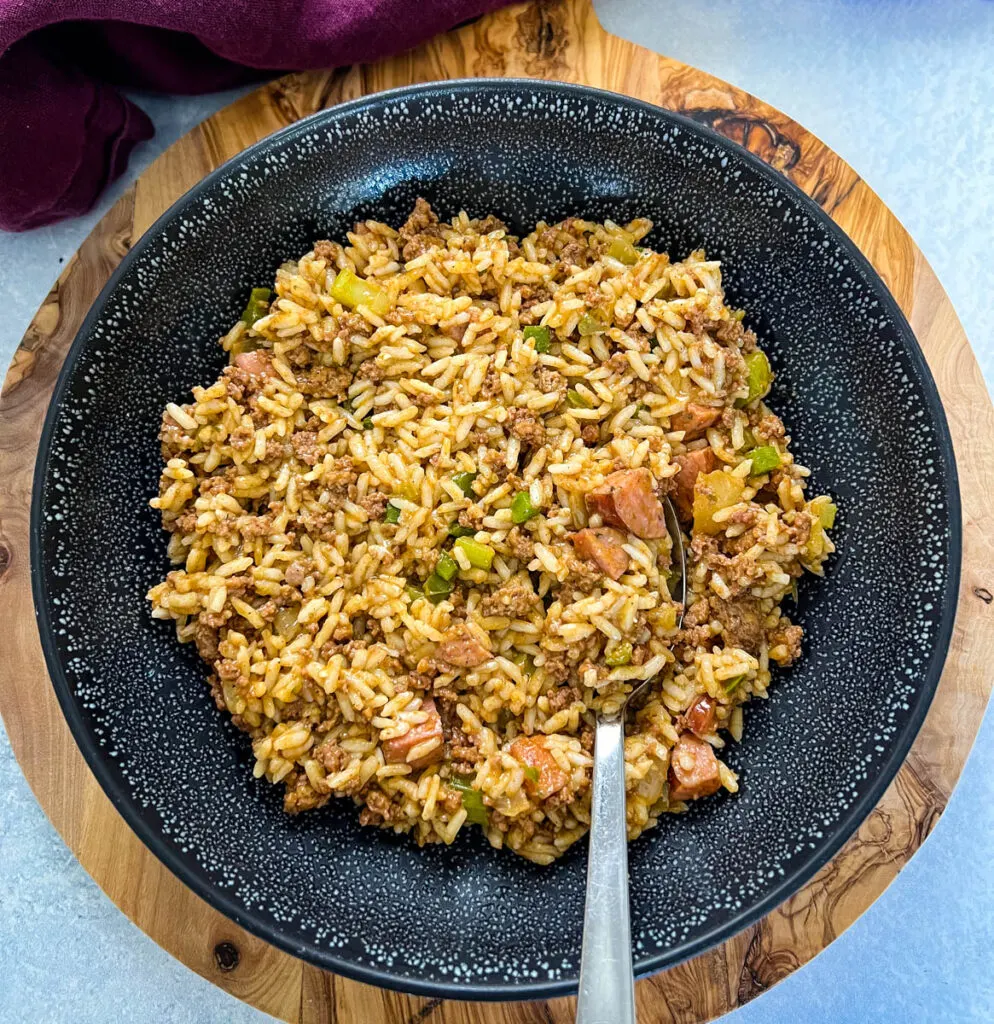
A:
510 490 538 524
455 536 495 570
746 445 782 475
523 325 551 352
423 573 454 603
566 388 592 409
578 313 605 336
740 350 772 405
453 471 477 496
449 777 489 826
383 502 401 525
604 642 633 667
330 268 391 316
240 287 271 326
607 238 639 265
435 551 458 582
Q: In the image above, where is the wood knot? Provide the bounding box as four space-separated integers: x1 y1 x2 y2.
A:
0 543 10 578
681 109 801 173
516 0 567 64
213 941 240 972
973 586 993 605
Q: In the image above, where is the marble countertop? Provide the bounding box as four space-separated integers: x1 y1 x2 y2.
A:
2 1 992 1020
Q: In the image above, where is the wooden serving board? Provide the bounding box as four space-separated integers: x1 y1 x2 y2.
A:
2 1 993 1021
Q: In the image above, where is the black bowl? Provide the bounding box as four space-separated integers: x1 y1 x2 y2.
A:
32 79 960 1000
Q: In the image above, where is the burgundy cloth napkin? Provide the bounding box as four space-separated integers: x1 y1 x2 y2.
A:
0 0 509 231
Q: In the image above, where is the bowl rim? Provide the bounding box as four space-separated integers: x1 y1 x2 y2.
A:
30 76 962 1002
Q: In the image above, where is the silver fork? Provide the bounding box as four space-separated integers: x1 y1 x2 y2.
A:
575 497 686 1024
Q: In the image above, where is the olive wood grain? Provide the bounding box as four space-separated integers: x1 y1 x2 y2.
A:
2 1 992 1021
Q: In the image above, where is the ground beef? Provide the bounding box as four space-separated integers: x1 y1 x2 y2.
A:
194 622 220 663
535 367 567 399
507 407 546 447
540 655 571 684
284 558 313 587
768 621 803 665
296 365 352 400
581 424 600 446
457 504 485 529
518 284 553 325
559 240 585 267
563 551 602 593
547 685 582 713
480 581 539 618
482 449 517 483
199 476 231 497
313 737 350 775
356 359 385 384
358 788 404 826
313 240 342 262
711 597 765 652
481 365 503 397
265 439 291 460
506 526 535 563
283 773 329 813
713 318 744 345
398 197 445 261
290 431 320 465
691 534 768 598
754 412 787 443
411 390 440 408
359 492 389 519
475 214 508 235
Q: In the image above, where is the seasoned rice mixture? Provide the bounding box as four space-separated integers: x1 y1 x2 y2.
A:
148 201 836 864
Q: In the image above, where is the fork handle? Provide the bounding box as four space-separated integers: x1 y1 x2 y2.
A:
576 716 637 1024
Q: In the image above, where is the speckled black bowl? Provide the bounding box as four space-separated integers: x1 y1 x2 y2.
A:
32 79 960 1000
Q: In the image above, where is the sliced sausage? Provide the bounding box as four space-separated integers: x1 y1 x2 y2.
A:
682 695 716 737
510 736 569 799
668 732 722 801
436 623 492 668
586 468 667 539
234 349 275 378
669 402 721 440
672 448 717 520
571 527 630 580
382 697 444 769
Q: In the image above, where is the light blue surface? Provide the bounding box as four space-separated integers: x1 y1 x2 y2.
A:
1 3 993 1020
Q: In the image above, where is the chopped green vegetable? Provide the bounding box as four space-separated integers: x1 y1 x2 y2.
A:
788 580 799 603
330 268 391 316
607 238 639 265
817 500 837 529
723 673 746 695
405 584 424 602
745 445 782 475
604 642 633 667
523 766 540 784
739 350 772 405
455 535 495 570
395 482 418 502
435 551 459 582
447 521 475 539
449 777 489 826
383 502 401 525
566 388 592 409
523 325 551 352
509 650 535 672
339 397 354 413
510 490 539 524
361 417 374 430
634 402 647 416
578 313 605 336
240 287 272 326
423 573 454 603
453 471 477 496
